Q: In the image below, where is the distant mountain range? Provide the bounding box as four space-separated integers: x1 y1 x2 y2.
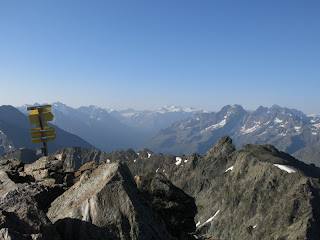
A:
143 105 320 166
109 105 207 134
0 105 93 155
14 103 320 166
18 102 206 153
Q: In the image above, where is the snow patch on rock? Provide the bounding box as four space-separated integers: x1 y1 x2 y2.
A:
274 164 295 173
225 166 234 173
175 157 182 165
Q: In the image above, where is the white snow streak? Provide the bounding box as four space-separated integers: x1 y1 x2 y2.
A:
225 166 234 172
196 221 201 227
258 131 267 136
241 122 260 134
294 126 301 131
253 224 258 229
147 152 151 158
201 119 226 133
274 164 295 173
313 123 320 129
197 210 220 228
274 118 283 123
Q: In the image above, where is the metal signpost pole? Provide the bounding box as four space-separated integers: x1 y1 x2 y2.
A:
38 108 48 156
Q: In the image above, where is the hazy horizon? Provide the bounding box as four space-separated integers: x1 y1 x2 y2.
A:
12 101 319 116
1 1 319 114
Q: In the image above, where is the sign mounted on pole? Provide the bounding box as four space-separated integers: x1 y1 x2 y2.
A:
27 105 56 156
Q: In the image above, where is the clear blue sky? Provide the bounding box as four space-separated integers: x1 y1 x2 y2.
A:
0 0 319 113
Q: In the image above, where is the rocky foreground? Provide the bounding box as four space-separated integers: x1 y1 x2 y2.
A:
1 137 320 239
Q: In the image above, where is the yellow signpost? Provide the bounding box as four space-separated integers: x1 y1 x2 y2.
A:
27 105 56 156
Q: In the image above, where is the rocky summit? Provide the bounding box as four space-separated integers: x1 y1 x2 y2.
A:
0 153 196 239
1 136 320 239
126 137 320 239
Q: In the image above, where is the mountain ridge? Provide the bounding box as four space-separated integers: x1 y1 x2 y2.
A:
143 104 320 166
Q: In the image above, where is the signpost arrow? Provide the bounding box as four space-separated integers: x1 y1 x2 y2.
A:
27 105 56 156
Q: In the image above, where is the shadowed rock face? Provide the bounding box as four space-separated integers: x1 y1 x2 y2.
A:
47 162 173 240
136 172 197 239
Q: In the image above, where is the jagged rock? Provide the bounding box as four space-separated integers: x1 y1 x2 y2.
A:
0 158 28 183
0 161 65 213
188 138 320 239
24 155 73 187
73 160 96 183
74 160 96 177
0 186 60 240
47 162 173 240
0 171 18 197
203 136 236 159
104 148 138 162
136 172 197 239
124 136 320 239
54 147 112 171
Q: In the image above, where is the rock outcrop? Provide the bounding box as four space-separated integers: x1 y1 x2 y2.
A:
53 147 110 171
136 172 197 239
125 136 320 239
47 162 173 240
24 155 74 188
0 183 60 240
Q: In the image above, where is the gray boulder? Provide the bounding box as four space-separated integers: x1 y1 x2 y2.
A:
47 162 173 240
24 155 73 187
0 186 60 240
